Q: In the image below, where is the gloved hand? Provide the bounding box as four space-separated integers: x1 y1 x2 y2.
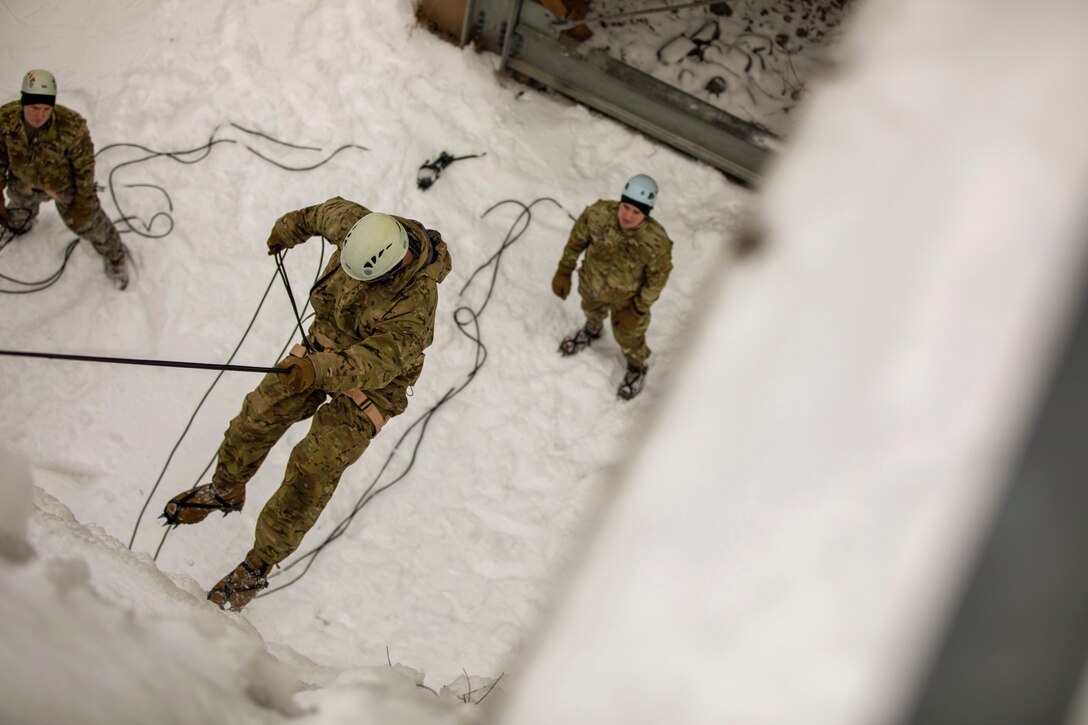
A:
267 219 298 256
66 195 96 229
614 302 645 330
551 267 573 299
266 226 289 256
277 355 316 393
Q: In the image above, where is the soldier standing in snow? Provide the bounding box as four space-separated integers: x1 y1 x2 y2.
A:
0 69 129 289
163 197 451 611
552 174 673 399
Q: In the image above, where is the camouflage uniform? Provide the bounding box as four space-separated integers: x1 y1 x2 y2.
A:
559 200 673 367
0 101 125 264
214 197 451 567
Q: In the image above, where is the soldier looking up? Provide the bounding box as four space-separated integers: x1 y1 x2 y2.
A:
552 174 674 399
163 197 452 611
0 69 129 289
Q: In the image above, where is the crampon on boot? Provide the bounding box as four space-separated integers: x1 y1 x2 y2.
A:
617 363 648 400
559 324 602 356
161 483 243 526
208 550 271 611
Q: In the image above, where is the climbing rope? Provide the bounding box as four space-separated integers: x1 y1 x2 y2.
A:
0 122 366 292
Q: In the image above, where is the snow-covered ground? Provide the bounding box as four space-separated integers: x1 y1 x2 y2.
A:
3 0 1088 723
1 0 739 721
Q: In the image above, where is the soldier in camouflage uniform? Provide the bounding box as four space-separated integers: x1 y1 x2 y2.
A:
163 197 452 611
552 174 673 399
0 69 128 289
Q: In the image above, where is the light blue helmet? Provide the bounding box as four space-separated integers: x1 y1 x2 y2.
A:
621 174 658 215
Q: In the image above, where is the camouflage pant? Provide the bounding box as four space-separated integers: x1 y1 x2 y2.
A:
213 361 379 566
580 289 652 367
4 183 124 262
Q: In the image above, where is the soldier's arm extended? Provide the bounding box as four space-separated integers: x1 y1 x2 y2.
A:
69 121 97 200
307 287 437 394
558 205 594 272
270 196 366 252
633 244 674 314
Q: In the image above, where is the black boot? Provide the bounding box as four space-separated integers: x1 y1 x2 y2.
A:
208 550 271 611
559 323 602 356
617 363 648 400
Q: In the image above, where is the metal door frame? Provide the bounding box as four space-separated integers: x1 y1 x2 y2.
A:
463 0 772 185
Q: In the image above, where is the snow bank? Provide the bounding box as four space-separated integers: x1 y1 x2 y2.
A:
0 448 489 724
0 447 34 562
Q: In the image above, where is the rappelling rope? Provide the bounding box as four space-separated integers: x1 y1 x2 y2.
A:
129 242 327 552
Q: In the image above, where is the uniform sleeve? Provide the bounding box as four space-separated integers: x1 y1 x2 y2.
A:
634 240 674 314
558 205 594 272
0 134 9 193
272 197 362 250
69 122 97 199
307 286 436 393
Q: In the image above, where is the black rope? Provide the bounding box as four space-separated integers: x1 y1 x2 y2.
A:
0 237 82 294
127 268 280 550
275 250 316 354
416 151 487 191
244 143 370 172
152 527 171 561
259 197 574 598
0 123 368 294
0 348 288 374
131 242 327 553
228 122 322 152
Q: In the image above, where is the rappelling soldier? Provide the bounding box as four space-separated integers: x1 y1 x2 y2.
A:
0 69 129 289
552 174 674 399
163 197 451 611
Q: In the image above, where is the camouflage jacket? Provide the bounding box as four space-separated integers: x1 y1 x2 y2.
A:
0 102 98 200
559 200 673 313
272 196 452 418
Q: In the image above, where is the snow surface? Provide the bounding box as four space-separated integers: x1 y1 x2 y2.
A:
2 0 1087 723
1 0 739 721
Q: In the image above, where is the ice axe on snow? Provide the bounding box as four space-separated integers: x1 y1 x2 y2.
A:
0 348 288 374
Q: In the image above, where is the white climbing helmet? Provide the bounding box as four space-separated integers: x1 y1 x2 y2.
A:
21 69 57 97
622 173 658 211
340 212 409 281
